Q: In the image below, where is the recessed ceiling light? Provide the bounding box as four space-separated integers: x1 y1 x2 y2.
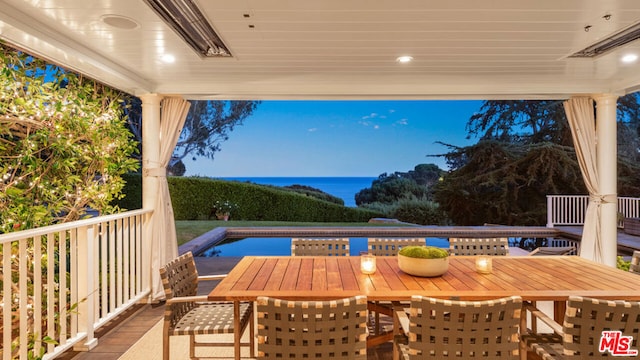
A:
622 54 638 63
396 56 413 63
161 54 176 63
101 15 140 30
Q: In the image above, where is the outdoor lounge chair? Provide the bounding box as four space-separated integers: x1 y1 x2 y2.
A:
159 251 254 360
394 295 522 359
449 237 510 256
520 296 640 359
367 237 425 256
528 246 576 256
256 295 368 359
291 237 350 256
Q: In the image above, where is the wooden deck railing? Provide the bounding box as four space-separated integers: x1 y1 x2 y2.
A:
546 195 640 227
0 209 152 360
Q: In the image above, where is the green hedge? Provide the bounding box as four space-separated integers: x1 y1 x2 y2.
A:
115 174 381 222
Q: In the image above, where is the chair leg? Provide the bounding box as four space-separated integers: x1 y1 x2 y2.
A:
392 304 400 360
375 304 381 335
249 306 255 358
519 305 528 360
189 334 195 359
163 326 170 360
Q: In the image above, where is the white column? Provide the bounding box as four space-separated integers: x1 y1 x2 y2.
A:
140 94 162 210
139 93 162 300
593 94 618 267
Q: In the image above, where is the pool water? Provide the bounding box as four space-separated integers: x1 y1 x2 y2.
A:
200 237 450 257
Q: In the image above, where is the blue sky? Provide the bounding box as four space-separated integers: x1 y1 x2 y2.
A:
183 100 484 177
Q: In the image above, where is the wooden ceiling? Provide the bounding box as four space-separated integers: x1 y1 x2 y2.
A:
2 0 640 100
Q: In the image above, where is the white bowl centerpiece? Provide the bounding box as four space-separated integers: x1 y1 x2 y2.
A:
397 246 449 277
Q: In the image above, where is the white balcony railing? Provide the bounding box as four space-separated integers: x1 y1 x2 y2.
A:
0 209 152 360
547 195 640 227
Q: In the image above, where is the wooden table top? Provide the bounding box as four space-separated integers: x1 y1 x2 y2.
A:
208 256 640 302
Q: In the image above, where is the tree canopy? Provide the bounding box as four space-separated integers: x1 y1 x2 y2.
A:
127 100 260 175
355 163 444 206
0 42 139 232
433 96 640 226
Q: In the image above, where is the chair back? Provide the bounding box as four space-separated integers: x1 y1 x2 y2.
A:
291 238 350 256
159 251 199 327
630 250 640 274
561 296 640 357
367 238 425 256
257 295 368 359
449 237 509 256
406 295 522 359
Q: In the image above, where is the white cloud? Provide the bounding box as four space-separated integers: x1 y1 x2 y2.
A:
308 128 318 132
389 109 396 113
396 118 408 125
359 121 371 126
373 125 380 130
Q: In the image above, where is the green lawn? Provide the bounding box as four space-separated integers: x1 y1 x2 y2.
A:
175 220 404 246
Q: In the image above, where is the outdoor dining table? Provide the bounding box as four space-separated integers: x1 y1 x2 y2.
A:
208 255 640 359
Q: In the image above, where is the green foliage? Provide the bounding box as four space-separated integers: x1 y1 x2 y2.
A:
434 141 586 225
399 246 449 259
355 163 444 205
361 196 450 225
391 197 450 225
434 95 640 226
617 256 631 271
0 42 139 232
466 100 572 146
116 174 382 222
284 184 344 205
0 41 137 359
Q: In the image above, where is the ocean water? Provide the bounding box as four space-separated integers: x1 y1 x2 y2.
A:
220 177 376 207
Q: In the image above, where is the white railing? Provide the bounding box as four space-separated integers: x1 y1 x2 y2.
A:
547 195 640 227
0 209 152 360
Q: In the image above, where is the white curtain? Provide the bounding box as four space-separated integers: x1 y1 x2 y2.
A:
563 97 614 263
150 97 191 300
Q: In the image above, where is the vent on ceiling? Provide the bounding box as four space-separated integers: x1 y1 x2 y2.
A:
144 0 231 58
570 21 640 58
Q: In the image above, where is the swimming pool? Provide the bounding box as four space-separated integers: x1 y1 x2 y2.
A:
200 237 451 257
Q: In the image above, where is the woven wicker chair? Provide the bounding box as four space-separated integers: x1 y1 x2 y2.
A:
256 295 368 359
394 295 522 359
291 237 350 256
630 250 640 274
449 237 509 256
367 238 425 256
159 251 254 360
521 296 640 359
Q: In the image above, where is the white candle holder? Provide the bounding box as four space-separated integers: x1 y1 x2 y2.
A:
361 254 376 274
475 256 492 274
